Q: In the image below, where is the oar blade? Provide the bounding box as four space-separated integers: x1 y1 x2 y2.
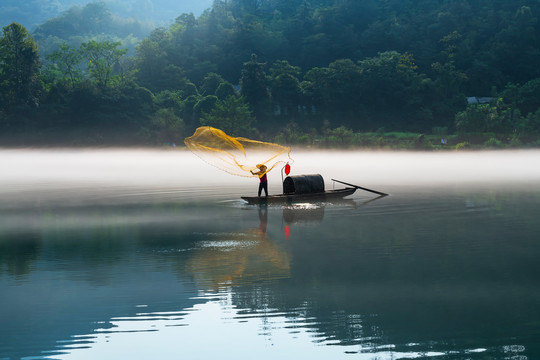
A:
331 179 389 196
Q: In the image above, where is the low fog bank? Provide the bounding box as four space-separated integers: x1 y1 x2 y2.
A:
1 149 539 200
308 149 540 187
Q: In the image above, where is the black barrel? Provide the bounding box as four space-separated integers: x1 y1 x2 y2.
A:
283 174 325 194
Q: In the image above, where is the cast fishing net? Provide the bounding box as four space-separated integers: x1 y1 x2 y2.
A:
184 127 292 177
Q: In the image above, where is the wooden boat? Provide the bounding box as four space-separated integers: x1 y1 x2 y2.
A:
241 187 356 205
241 174 387 205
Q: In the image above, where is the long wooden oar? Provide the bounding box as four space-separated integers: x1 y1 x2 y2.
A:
331 179 389 196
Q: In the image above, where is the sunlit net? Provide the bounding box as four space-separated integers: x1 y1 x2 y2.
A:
184 127 293 177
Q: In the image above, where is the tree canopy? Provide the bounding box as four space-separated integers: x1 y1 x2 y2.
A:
0 23 41 111
2 0 540 146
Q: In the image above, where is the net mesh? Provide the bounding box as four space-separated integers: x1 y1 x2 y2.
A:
184 127 292 177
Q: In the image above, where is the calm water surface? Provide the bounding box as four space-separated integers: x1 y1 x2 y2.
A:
1 149 539 360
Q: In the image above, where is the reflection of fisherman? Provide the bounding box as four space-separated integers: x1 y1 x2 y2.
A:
251 164 268 197
258 205 267 234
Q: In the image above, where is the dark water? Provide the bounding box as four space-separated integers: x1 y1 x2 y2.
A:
1 150 540 359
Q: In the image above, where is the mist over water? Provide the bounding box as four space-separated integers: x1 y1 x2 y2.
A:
2 148 540 202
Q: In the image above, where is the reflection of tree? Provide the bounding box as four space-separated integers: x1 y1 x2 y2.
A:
2 192 539 357
224 192 540 352
0 234 41 276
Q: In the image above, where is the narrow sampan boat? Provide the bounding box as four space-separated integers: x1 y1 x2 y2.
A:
241 174 357 205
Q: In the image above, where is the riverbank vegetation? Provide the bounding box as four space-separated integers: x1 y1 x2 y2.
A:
1 0 540 149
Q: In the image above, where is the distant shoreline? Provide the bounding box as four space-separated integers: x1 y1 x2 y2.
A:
1 129 539 151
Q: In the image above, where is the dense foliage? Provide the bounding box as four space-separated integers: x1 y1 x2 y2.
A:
2 0 540 147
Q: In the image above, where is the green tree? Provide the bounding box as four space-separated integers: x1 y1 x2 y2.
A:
200 96 253 136
134 33 168 91
301 66 331 113
455 102 514 133
240 54 270 121
193 95 219 123
151 107 185 145
326 126 356 147
358 51 433 129
80 40 127 88
215 82 238 100
0 23 41 110
45 43 82 87
502 78 540 116
200 72 225 96
430 31 468 124
269 60 301 79
269 60 302 118
302 59 363 128
79 2 113 34
524 109 540 133
326 59 362 113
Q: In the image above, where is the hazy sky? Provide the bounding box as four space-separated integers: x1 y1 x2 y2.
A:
106 0 215 22
1 0 215 30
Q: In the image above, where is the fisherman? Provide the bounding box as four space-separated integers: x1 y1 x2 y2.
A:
251 164 268 197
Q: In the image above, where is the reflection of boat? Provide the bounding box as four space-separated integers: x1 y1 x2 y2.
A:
242 174 357 204
283 204 325 224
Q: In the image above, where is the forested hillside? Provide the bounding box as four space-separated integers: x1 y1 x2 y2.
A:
1 0 540 147
33 2 155 57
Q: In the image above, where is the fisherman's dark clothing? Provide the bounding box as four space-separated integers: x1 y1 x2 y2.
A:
258 173 268 197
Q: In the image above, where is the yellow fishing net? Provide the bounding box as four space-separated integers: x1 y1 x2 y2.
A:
184 127 292 177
